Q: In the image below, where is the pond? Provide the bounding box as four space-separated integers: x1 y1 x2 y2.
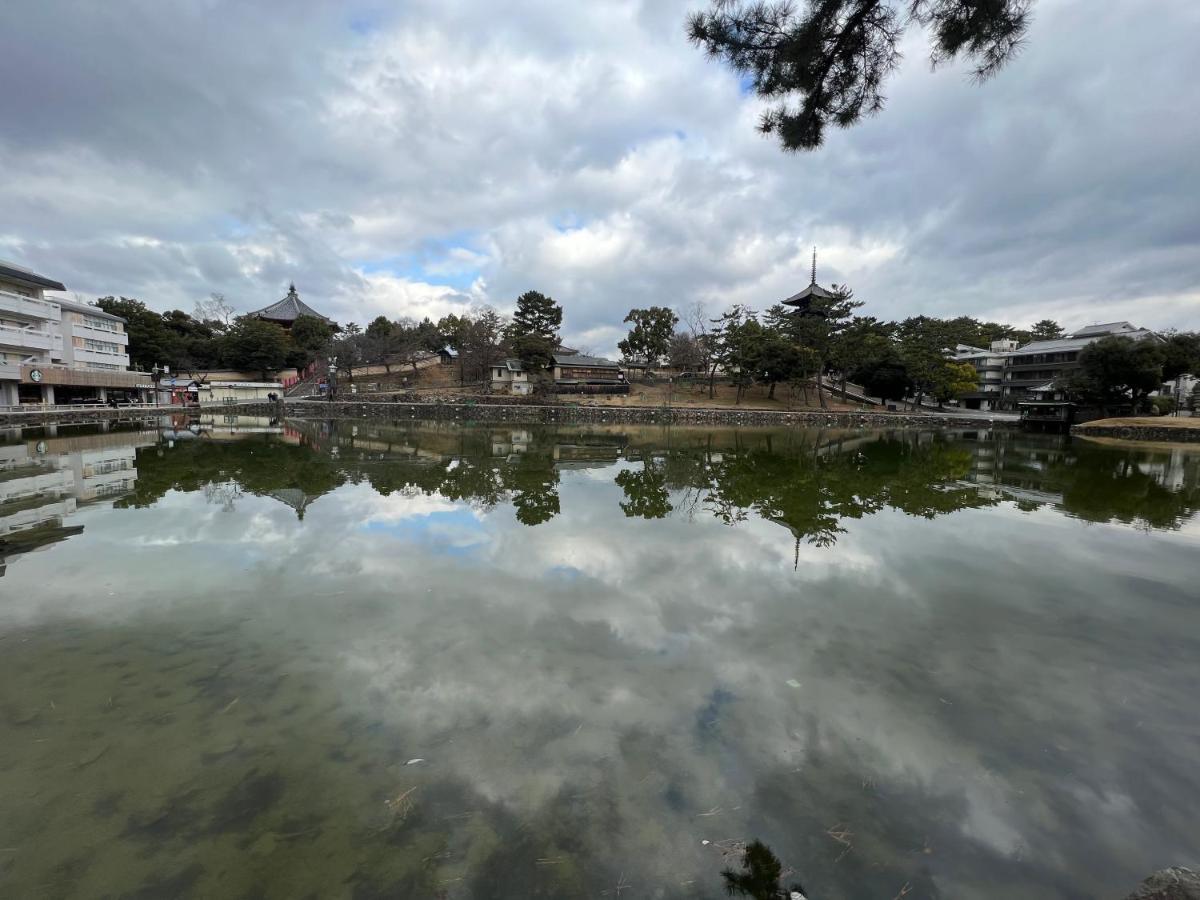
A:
1 417 1198 899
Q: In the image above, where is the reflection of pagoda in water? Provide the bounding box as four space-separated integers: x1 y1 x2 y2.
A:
0 425 155 576
267 488 319 520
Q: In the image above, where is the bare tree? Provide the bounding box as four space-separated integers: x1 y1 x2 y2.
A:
195 292 236 327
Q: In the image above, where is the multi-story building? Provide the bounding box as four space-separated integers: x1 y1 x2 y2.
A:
0 260 151 406
952 322 1162 410
1001 322 1158 407
952 339 1019 411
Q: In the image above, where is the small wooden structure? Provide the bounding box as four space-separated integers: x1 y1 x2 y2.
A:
1018 400 1117 433
551 353 624 385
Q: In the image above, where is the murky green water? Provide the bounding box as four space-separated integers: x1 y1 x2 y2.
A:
1 416 1198 899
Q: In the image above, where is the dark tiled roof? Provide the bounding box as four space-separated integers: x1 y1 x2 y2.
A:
1070 321 1136 338
1011 328 1156 356
552 353 620 368
249 284 333 324
782 282 836 306
0 260 66 292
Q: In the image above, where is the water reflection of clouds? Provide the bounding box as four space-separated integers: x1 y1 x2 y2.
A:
2 431 1198 898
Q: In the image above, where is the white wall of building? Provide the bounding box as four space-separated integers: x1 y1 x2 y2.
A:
0 271 143 404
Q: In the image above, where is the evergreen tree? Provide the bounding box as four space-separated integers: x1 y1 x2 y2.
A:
289 314 336 369
826 315 893 396
1161 331 1200 382
1065 336 1166 413
619 306 679 373
1031 319 1065 341
222 317 289 380
94 296 178 370
508 290 563 369
688 0 1032 151
711 305 760 404
765 284 861 408
509 290 562 342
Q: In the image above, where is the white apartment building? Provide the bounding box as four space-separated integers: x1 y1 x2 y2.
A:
0 260 151 406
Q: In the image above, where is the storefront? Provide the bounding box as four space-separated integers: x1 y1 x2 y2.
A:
10 365 153 405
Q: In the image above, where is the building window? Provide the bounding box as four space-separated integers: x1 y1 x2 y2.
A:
81 338 121 354
78 314 119 333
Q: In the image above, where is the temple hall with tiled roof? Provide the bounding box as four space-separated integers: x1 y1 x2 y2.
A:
248 284 333 328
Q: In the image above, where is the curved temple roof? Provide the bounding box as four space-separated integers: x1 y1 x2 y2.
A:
249 284 333 324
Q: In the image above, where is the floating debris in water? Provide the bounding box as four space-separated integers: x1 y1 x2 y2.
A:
406 758 425 766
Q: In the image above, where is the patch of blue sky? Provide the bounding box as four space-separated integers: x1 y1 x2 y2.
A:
355 229 486 291
739 73 756 96
347 9 383 36
552 213 587 233
214 214 254 239
545 564 585 582
360 508 490 556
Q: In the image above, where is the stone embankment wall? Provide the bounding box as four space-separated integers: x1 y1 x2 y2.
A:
0 407 165 427
0 399 1017 430
276 399 1011 429
1073 423 1200 443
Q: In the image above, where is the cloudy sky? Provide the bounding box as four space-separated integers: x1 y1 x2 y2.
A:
2 0 1198 353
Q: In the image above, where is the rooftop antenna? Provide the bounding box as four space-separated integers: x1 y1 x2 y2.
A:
811 247 817 285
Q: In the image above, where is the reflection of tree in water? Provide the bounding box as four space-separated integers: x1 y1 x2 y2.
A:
201 479 244 512
1053 442 1200 530
119 435 346 516
509 457 561 526
721 840 808 899
966 432 1200 531
615 458 672 520
619 432 993 551
125 423 1200 541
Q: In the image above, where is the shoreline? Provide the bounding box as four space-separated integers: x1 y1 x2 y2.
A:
0 398 1021 430
279 399 1017 429
1072 418 1200 444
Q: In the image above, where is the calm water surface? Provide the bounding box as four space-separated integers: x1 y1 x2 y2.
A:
1 417 1198 899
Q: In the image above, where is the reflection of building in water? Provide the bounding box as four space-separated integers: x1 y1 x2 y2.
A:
0 427 155 576
956 432 1072 505
160 415 288 444
956 432 1200 521
491 429 531 458
552 439 624 470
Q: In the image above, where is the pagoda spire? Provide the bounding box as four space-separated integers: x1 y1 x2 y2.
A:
811 246 817 285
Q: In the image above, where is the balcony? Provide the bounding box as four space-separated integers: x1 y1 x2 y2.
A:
0 289 60 322
0 323 56 352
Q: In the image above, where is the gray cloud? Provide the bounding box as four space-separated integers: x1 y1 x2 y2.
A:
1 0 1197 349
